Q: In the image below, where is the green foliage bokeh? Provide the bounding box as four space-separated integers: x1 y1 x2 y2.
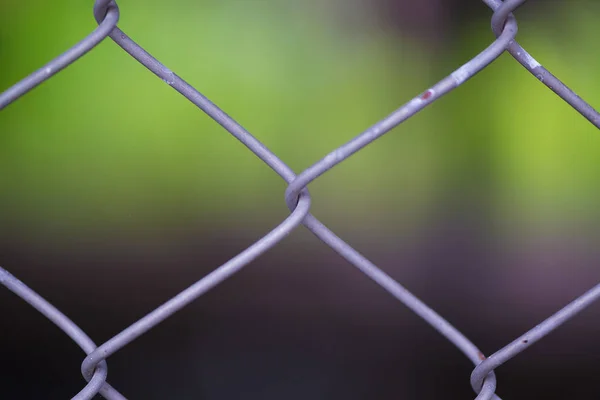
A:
1 0 599 241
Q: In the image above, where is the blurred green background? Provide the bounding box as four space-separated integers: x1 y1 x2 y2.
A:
2 0 598 243
1 1 600 399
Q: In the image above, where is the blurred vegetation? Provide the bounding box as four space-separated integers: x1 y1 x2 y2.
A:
1 0 599 243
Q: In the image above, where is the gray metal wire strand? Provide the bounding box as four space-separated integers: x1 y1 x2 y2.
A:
283 12 519 211
302 215 504 399
91 0 299 185
0 267 126 400
88 2 528 399
483 0 600 128
470 283 600 396
80 193 312 393
0 3 119 110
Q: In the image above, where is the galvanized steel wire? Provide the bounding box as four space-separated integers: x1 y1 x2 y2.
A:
1 0 599 399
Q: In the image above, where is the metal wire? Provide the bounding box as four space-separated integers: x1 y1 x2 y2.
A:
0 267 126 400
0 3 120 110
483 0 600 128
1 0 599 399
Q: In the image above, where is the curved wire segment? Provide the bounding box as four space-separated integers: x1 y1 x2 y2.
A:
0 3 120 110
80 192 312 397
283 9 519 211
0 267 126 400
482 0 600 128
470 283 600 396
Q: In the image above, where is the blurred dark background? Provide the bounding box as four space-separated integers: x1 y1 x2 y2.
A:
2 0 600 398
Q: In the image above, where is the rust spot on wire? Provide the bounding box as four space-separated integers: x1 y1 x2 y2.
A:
421 90 433 100
478 351 486 361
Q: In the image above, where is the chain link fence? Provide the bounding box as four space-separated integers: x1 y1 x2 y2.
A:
1 0 600 399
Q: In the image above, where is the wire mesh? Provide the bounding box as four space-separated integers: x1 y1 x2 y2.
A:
1 0 600 399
